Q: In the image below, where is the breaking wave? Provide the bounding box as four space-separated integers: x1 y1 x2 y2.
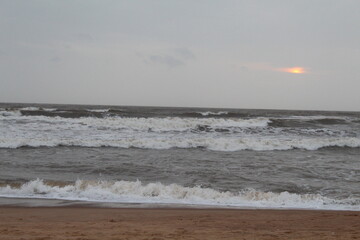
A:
1 107 360 151
197 111 228 116
0 113 270 131
1 136 360 151
0 179 358 210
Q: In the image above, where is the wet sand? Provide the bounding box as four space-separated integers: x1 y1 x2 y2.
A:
0 207 359 240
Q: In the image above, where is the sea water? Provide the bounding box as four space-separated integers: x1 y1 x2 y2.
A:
0 103 359 210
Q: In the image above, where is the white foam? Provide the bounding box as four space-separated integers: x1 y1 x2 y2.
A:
275 115 353 121
20 107 40 111
86 109 110 113
0 110 21 117
0 179 358 210
1 133 359 151
43 108 57 112
198 111 228 116
0 114 269 131
1 112 359 151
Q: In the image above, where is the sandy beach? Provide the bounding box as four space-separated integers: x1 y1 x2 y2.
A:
0 207 359 240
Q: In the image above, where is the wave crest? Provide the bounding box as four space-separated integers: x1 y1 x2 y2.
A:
0 179 358 210
1 108 360 151
1 136 360 151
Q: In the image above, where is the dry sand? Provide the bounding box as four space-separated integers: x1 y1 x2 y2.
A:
0 207 359 240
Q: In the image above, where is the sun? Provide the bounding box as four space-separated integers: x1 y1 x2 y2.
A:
288 67 305 74
279 67 306 74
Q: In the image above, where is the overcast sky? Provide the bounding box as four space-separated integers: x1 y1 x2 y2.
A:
1 0 360 111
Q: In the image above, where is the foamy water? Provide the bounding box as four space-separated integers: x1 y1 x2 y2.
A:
1 179 358 210
1 107 359 151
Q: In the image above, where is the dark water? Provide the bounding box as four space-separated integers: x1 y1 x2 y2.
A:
0 103 359 209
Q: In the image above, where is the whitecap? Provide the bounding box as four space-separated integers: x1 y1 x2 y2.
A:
0 179 358 210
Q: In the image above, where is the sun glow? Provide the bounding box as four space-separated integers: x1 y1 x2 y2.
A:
279 67 306 74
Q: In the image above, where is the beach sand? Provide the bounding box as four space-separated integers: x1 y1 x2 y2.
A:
0 207 359 240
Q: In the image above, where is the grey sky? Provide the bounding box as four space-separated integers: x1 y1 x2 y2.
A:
1 0 359 111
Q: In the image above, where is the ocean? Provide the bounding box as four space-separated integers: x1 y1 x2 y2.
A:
0 103 359 210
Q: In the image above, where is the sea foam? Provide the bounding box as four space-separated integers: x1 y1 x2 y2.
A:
1 109 360 151
0 179 358 210
1 135 360 151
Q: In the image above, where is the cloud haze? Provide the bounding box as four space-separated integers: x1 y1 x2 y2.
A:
144 48 195 68
0 0 359 111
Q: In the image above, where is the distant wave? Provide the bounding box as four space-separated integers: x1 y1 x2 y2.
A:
197 111 228 116
0 179 358 210
1 107 358 123
0 113 271 132
269 117 350 128
19 107 41 111
1 136 360 151
180 111 248 118
1 108 360 151
18 107 57 112
12 107 233 119
86 109 110 113
19 109 105 118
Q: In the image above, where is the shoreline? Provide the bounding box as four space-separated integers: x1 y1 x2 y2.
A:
0 207 359 240
1 197 359 211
